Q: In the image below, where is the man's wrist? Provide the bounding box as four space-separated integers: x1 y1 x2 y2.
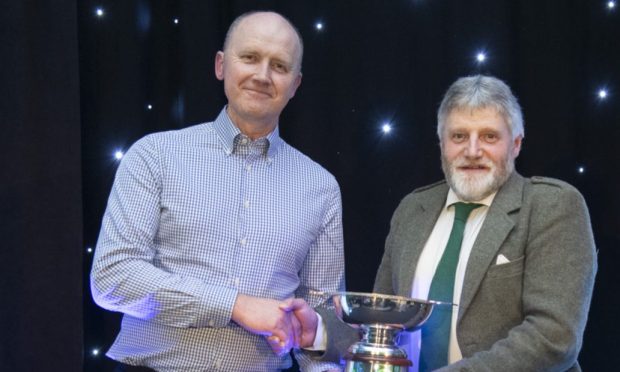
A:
304 312 327 351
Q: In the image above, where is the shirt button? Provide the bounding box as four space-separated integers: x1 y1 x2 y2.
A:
243 200 250 209
240 138 248 145
233 277 240 287
215 360 222 369
246 164 252 171
208 319 214 327
240 237 247 246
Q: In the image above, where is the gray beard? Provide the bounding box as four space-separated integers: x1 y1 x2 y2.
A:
442 153 514 202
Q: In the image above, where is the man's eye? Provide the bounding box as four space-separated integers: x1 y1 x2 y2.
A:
452 133 467 142
272 62 288 73
483 133 498 142
240 54 257 62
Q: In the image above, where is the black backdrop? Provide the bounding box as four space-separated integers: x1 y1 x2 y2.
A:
1 1 82 371
3 1 619 371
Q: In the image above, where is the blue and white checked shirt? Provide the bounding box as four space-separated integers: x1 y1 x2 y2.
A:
91 108 345 371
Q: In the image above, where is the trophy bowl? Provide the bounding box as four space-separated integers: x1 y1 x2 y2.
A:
324 292 452 372
331 291 447 331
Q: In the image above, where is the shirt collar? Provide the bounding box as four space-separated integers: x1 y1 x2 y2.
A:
212 107 282 160
446 188 497 209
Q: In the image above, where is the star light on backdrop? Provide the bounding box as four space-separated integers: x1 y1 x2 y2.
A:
382 122 392 134
578 166 585 174
608 1 616 10
476 51 487 63
91 349 100 357
598 89 608 99
147 104 153 110
315 21 324 31
95 7 104 17
114 150 124 160
174 18 179 24
87 247 93 254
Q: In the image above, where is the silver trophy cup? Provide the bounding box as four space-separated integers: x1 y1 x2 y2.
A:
329 291 449 372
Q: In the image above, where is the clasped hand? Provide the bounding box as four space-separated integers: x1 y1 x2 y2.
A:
231 294 318 356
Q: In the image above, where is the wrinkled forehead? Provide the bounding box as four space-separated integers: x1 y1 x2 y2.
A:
444 106 510 131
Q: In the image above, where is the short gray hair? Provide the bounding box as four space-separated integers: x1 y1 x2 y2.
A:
437 75 524 140
222 11 304 71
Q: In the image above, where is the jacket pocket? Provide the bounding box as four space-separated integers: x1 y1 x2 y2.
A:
486 255 524 279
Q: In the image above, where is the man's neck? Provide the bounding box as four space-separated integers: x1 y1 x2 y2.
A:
226 107 277 140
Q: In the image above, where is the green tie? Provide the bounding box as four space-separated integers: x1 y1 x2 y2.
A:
420 202 482 371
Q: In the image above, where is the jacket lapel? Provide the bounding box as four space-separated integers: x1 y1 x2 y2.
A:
398 183 448 296
457 172 524 321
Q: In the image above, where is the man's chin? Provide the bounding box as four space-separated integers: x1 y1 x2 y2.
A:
449 172 496 201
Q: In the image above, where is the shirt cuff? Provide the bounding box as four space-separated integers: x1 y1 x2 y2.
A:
304 312 327 351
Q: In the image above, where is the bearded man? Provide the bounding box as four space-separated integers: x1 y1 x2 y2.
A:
293 75 597 372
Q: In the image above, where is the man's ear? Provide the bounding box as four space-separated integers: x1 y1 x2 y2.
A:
288 73 302 99
512 135 523 158
215 51 224 81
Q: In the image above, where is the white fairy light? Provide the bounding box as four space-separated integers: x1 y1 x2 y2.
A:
382 123 392 134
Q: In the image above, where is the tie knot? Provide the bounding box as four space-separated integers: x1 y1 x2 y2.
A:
452 202 483 222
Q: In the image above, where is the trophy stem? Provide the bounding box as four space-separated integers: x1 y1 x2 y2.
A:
362 324 402 345
344 324 412 372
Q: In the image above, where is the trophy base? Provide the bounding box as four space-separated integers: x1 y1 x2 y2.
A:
344 352 412 372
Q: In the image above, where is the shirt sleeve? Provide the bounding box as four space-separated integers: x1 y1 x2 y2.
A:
303 313 327 351
294 179 346 371
90 135 238 329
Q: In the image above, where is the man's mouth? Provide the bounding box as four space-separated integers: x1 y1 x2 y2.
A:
244 87 272 98
457 164 490 171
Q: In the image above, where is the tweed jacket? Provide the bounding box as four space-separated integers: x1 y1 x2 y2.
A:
319 172 597 371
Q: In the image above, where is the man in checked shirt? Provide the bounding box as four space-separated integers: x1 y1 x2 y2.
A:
91 11 344 372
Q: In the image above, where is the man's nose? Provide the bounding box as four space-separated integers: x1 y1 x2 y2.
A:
253 62 271 83
465 138 482 158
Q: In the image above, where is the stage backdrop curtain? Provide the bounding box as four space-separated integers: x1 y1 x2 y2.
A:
0 1 82 370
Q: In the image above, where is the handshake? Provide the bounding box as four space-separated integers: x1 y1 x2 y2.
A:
231 294 320 355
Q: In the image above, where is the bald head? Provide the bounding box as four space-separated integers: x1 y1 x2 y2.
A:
223 11 304 72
